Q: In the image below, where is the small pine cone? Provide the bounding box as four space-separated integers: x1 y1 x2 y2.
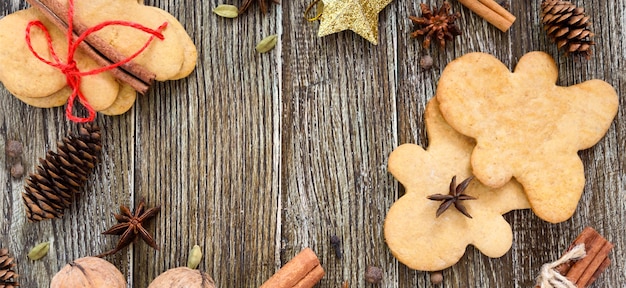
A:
22 123 102 222
541 0 594 58
0 248 19 287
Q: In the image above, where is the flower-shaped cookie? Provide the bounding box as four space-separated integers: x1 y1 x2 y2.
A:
384 98 530 271
437 52 618 223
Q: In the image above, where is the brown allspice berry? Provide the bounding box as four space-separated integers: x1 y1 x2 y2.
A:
330 235 342 259
430 271 444 284
10 163 24 178
50 257 126 288
364 265 383 284
5 140 23 158
420 55 434 70
148 267 216 288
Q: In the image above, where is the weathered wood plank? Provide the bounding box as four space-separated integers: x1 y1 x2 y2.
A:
0 69 135 286
280 0 400 287
0 0 137 279
132 0 280 287
394 0 625 287
1 0 625 287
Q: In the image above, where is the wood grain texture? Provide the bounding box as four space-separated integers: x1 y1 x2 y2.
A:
0 0 624 287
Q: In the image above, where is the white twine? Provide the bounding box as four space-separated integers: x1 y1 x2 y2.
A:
536 244 586 288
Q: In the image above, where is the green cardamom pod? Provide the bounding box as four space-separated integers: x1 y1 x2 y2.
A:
187 245 203 269
28 241 50 260
256 34 279 53
213 5 239 18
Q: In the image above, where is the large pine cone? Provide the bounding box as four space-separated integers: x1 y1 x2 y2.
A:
0 248 19 287
22 123 102 222
541 0 594 58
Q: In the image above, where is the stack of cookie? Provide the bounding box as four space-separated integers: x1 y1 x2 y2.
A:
384 51 618 271
0 0 197 116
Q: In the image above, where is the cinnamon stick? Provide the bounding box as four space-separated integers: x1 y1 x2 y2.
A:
26 0 154 94
565 231 603 282
584 258 611 287
292 265 325 288
536 227 612 288
456 0 516 32
260 247 324 288
575 241 613 287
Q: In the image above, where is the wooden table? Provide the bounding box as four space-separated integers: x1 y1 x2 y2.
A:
1 0 624 287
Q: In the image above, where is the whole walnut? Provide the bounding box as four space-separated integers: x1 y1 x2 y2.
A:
50 257 126 288
148 267 216 288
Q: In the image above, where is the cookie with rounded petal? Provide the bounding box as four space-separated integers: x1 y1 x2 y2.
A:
384 98 529 271
0 8 119 109
437 51 618 223
18 86 71 108
99 83 137 115
72 0 189 81
147 6 197 80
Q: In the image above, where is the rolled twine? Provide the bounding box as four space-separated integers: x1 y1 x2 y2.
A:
536 244 586 288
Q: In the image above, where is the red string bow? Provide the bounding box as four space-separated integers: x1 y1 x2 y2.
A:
25 0 167 123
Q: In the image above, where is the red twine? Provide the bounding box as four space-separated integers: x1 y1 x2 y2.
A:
25 0 167 123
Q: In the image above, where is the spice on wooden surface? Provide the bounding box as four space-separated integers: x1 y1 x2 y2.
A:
430 271 443 284
187 245 203 269
260 247 324 288
5 140 23 158
427 176 476 218
364 266 383 284
27 241 50 261
535 227 613 288
420 55 433 70
330 235 343 259
409 2 461 48
256 34 279 53
10 163 24 179
6 140 24 178
213 4 240 18
96 198 161 257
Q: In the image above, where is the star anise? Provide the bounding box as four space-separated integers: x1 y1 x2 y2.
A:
409 2 461 48
239 0 280 14
96 199 161 257
427 176 476 218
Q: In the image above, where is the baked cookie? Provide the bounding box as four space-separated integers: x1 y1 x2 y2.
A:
436 51 618 223
384 98 530 271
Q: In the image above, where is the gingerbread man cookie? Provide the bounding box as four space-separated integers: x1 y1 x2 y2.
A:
384 98 530 271
436 51 618 223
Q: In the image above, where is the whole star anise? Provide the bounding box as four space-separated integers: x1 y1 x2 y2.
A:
96 199 161 257
427 176 476 218
409 2 461 48
239 0 280 14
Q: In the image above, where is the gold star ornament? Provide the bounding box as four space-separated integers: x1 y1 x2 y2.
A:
317 0 393 45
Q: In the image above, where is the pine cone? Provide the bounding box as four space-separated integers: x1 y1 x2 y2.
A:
541 0 594 58
0 248 19 287
22 123 102 222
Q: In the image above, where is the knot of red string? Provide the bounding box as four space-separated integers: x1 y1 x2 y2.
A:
25 0 167 123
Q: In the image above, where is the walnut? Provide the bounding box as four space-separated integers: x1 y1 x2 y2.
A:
148 267 216 288
50 257 126 288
